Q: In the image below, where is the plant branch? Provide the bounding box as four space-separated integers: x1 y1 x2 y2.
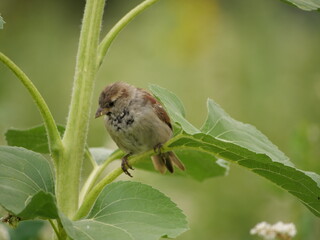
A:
57 0 106 217
0 52 63 163
48 219 61 240
85 146 98 169
79 150 123 204
74 149 153 220
97 0 160 67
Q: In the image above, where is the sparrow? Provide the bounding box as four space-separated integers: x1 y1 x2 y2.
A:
95 82 185 177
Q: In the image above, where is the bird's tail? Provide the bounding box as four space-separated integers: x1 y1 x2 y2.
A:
151 151 185 174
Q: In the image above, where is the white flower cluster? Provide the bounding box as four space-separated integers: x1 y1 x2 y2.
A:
250 221 297 240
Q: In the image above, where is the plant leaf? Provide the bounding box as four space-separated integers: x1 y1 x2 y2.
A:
8 220 45 240
61 181 188 240
89 147 114 165
149 84 320 217
149 84 198 135
201 99 292 166
5 125 65 154
282 0 320 11
4 125 95 189
0 146 58 219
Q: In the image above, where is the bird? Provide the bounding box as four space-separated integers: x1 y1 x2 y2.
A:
95 82 185 177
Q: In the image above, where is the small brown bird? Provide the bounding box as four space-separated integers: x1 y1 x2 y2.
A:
95 82 185 177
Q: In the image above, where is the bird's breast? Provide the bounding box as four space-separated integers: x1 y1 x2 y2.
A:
105 107 135 132
104 106 172 154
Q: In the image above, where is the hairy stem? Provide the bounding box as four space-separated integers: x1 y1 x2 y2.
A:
0 52 63 163
57 0 106 217
97 0 160 67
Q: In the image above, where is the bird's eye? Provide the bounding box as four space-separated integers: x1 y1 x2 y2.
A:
106 101 115 108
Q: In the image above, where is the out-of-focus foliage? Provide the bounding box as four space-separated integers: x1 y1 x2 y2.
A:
0 0 320 239
0 15 5 29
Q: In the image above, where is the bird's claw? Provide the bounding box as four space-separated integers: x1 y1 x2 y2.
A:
121 155 134 177
153 143 163 154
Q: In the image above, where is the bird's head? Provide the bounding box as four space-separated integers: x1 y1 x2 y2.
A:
95 82 133 118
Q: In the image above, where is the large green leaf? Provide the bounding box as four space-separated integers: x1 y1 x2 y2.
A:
5 125 65 154
61 181 188 240
149 84 320 217
201 99 292 166
283 0 320 11
0 146 58 219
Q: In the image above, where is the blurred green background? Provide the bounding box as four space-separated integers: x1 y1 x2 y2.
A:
1 0 320 239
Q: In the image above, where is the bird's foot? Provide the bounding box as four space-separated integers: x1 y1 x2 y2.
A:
153 143 163 154
121 154 134 177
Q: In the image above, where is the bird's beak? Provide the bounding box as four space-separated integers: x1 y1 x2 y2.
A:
95 107 109 118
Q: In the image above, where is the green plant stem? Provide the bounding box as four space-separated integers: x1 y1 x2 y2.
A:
85 147 98 169
79 150 123 204
97 0 160 67
0 52 63 163
57 0 106 218
74 149 153 220
48 219 61 240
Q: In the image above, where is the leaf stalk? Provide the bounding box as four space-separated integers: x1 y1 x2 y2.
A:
0 52 63 163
